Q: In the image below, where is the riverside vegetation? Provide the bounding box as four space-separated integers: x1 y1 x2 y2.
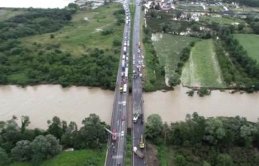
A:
0 3 124 89
0 114 107 166
145 113 259 165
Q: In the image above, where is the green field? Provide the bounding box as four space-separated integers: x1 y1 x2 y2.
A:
153 34 198 78
181 39 225 88
200 15 245 25
0 8 26 21
22 3 123 56
234 34 259 63
10 149 106 166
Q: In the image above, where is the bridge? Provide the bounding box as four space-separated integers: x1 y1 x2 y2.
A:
105 0 145 165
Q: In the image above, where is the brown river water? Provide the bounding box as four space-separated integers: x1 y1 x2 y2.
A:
0 85 258 129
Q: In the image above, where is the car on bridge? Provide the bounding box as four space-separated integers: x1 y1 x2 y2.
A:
112 129 117 141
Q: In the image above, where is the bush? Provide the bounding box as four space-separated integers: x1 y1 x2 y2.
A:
197 87 211 97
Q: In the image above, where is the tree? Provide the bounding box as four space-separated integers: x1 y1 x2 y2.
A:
216 154 233 166
47 116 64 139
145 114 163 144
240 124 256 147
61 121 78 148
203 118 226 145
11 140 32 161
21 116 30 133
168 73 181 86
31 134 62 163
1 118 22 152
176 10 182 19
75 114 107 149
0 147 10 166
175 154 187 166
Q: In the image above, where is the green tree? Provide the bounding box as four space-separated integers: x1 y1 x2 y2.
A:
76 114 107 149
0 147 10 166
61 121 78 148
11 140 32 161
203 118 226 145
145 114 163 144
240 124 257 147
47 116 64 139
21 116 30 134
175 154 187 166
31 134 62 164
216 154 233 166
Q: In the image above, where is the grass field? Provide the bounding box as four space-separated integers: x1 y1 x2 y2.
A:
234 34 259 63
22 3 123 56
200 15 245 25
181 39 226 88
156 145 259 165
10 149 106 166
152 34 198 79
0 8 26 21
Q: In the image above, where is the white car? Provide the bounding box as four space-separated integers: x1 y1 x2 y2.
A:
121 131 125 137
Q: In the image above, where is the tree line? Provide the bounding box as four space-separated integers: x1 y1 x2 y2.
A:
0 8 75 41
0 114 108 165
223 0 259 7
217 27 259 91
145 113 259 165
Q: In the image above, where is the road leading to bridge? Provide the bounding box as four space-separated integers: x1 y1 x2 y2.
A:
132 0 145 165
105 0 131 166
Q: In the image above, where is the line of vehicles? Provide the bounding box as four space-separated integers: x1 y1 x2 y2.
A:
119 3 130 95
133 42 145 79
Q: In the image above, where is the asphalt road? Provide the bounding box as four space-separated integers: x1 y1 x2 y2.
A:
105 1 131 166
132 0 145 165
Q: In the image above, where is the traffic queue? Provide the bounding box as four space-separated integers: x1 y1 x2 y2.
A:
133 42 144 80
119 2 130 94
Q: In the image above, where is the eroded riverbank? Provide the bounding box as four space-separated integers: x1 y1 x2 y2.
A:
0 85 259 129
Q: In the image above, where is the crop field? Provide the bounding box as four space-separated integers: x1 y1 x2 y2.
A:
234 34 259 63
11 149 106 166
181 39 225 88
200 15 245 25
22 3 123 56
152 34 198 78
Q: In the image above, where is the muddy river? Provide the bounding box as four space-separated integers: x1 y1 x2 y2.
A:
144 86 259 123
0 85 259 129
0 85 114 129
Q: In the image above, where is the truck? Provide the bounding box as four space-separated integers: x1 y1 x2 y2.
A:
112 129 117 141
125 67 128 78
139 135 145 149
122 60 125 70
123 84 127 93
133 147 144 158
139 113 143 124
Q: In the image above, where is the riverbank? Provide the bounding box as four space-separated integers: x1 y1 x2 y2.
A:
1 85 259 130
